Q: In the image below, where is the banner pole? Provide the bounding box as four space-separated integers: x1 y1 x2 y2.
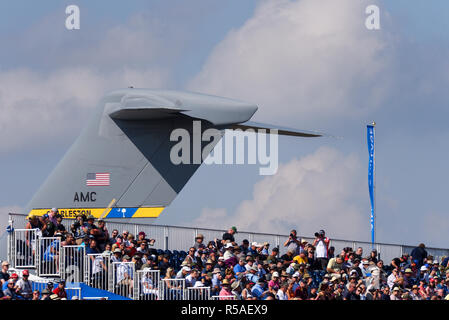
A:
372 121 376 249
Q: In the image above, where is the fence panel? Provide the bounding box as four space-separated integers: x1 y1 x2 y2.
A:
136 269 161 300
187 286 211 300
111 262 137 299
37 237 61 277
376 244 403 264
13 229 38 269
161 278 186 300
61 245 85 282
168 227 195 252
84 253 111 291
66 287 82 300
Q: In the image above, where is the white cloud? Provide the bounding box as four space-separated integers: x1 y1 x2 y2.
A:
191 147 370 241
188 0 394 126
0 66 168 152
0 12 174 153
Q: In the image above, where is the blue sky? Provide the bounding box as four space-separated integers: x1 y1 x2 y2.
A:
1 0 449 248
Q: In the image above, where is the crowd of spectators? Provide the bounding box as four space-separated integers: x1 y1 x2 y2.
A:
3 209 449 300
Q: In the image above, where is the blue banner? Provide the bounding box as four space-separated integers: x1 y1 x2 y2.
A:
367 125 375 246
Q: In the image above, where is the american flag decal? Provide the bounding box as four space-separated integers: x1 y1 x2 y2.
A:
86 173 110 186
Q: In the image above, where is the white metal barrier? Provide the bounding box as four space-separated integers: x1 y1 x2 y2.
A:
161 278 186 300
66 287 82 300
7 213 449 266
136 269 161 300
60 245 85 282
210 295 237 300
187 286 211 300
111 262 137 299
84 253 111 291
37 237 61 277
12 229 38 269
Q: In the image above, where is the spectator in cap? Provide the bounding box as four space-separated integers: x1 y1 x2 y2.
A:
283 229 301 256
276 282 289 300
380 285 390 300
293 250 308 265
390 286 401 300
239 239 250 255
16 270 33 299
222 227 237 244
48 208 59 226
261 242 270 256
266 247 279 265
268 271 280 291
241 280 256 300
71 213 88 244
40 288 51 300
403 268 416 289
313 229 330 271
53 280 67 299
326 255 344 275
193 234 206 250
3 279 18 300
233 257 247 278
2 273 18 292
219 279 234 300
280 249 295 266
410 243 428 269
251 277 266 299
368 260 387 290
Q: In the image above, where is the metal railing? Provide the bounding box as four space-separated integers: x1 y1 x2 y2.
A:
84 253 111 291
7 213 449 265
37 237 61 277
161 278 186 300
111 262 137 299
60 245 85 282
136 269 161 300
187 286 211 300
10 229 38 269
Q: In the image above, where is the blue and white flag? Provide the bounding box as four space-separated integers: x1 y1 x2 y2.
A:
367 124 375 246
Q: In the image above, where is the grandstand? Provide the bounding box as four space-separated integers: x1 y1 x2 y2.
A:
1 212 449 300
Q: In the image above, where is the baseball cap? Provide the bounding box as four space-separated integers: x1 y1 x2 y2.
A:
420 266 428 271
272 272 279 278
182 266 191 272
51 208 58 212
11 273 18 279
231 226 237 233
405 268 412 273
22 270 29 276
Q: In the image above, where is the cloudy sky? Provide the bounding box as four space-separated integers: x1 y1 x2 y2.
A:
1 0 449 248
